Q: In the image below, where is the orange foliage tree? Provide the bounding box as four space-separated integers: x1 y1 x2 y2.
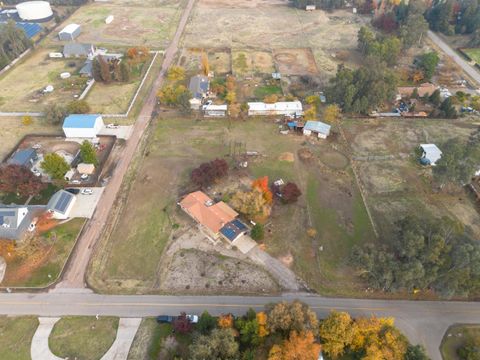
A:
218 313 234 329
252 176 272 204
257 311 269 338
268 331 321 360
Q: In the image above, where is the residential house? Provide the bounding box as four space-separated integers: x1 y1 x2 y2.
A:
0 206 34 241
179 191 248 243
62 114 104 138
7 148 37 168
77 163 95 175
203 104 227 117
189 75 209 110
303 121 331 139
247 101 303 117
420 144 442 166
63 43 96 58
397 83 437 99
47 190 76 220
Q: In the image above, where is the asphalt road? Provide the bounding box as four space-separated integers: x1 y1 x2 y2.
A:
428 30 480 86
1 292 479 360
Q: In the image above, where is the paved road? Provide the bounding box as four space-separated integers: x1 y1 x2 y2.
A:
1 292 480 360
428 30 480 86
56 0 197 288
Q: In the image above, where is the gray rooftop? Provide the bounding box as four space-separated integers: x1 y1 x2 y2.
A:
63 43 94 57
189 75 209 99
0 206 43 241
7 148 37 167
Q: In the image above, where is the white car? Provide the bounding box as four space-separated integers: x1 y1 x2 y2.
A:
32 169 41 177
106 123 119 129
186 314 199 323
71 180 81 185
80 174 89 180
81 188 93 195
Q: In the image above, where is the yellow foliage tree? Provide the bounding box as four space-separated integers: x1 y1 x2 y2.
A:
256 311 269 338
303 106 317 121
218 314 234 329
323 104 341 124
225 91 237 104
229 102 241 118
167 66 186 82
230 187 271 220
201 52 210 76
305 95 320 105
22 115 33 126
268 331 321 360
318 311 354 359
157 84 188 106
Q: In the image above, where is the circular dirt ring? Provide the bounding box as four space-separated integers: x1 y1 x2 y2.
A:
318 150 349 170
274 52 296 65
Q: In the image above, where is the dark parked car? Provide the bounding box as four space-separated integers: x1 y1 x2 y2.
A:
65 188 80 195
156 315 176 324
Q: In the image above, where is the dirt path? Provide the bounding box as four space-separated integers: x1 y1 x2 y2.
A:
56 0 198 289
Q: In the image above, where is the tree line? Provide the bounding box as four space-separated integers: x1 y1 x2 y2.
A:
160 300 429 360
0 21 31 70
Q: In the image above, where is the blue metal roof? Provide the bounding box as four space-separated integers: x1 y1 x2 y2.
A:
8 148 36 166
304 121 331 135
63 114 99 129
0 22 43 39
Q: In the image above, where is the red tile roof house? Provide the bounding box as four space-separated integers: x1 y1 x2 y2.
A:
178 191 248 244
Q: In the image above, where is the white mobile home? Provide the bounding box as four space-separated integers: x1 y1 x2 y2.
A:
247 101 303 117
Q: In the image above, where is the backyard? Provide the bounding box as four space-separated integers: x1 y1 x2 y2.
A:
0 316 39 360
463 47 480 64
49 316 119 360
88 117 374 295
0 218 85 288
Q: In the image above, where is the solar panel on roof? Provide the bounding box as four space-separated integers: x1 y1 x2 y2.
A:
220 227 236 241
55 192 72 213
0 211 16 217
232 219 247 230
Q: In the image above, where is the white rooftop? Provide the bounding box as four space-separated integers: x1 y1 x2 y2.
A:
60 23 80 34
247 101 303 111
203 104 227 111
420 144 442 165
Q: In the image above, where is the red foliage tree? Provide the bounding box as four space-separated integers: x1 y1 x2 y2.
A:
0 164 45 197
191 159 229 188
280 182 302 204
373 13 398 33
173 312 193 334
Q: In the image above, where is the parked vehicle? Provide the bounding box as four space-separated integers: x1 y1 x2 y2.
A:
80 174 89 180
106 123 119 129
156 315 176 324
28 219 37 232
186 314 199 323
71 180 81 185
65 188 80 195
81 188 93 195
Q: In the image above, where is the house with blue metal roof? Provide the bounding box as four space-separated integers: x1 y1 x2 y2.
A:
303 120 331 139
62 114 104 138
7 148 37 168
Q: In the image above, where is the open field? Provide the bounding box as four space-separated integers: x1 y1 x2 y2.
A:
343 118 480 240
89 118 374 295
49 316 118 360
0 117 61 161
0 219 85 287
441 324 480 360
0 316 39 360
50 0 185 48
86 80 139 114
233 50 275 76
0 49 87 112
184 2 367 76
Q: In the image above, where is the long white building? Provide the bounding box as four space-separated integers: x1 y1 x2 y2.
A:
247 101 303 117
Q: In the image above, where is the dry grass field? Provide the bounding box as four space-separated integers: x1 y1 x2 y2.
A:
233 50 276 76
343 118 480 239
184 1 367 76
50 0 185 48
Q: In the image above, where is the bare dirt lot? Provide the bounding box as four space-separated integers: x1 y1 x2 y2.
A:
160 249 278 294
232 50 276 77
183 2 367 76
274 48 319 75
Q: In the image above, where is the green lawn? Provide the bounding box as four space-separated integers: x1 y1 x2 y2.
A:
254 84 283 99
0 316 39 360
463 48 480 64
49 316 119 360
441 324 480 360
1 218 85 287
